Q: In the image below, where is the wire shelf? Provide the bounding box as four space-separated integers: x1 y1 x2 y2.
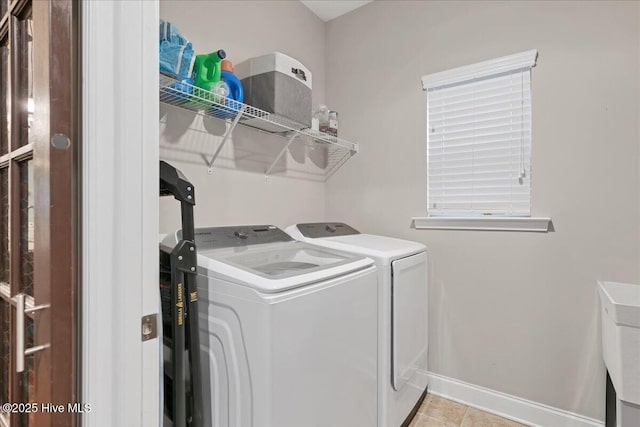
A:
159 74 358 181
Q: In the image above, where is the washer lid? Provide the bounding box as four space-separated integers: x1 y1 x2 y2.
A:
197 241 374 293
286 224 425 266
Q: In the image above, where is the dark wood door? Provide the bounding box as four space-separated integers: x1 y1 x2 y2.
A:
0 0 78 426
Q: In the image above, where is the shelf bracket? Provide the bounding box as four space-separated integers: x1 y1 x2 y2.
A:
325 150 355 181
265 132 298 178
203 104 247 174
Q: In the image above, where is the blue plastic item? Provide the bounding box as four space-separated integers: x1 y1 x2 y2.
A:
221 70 244 103
208 70 243 119
159 20 195 80
159 20 189 45
163 78 195 106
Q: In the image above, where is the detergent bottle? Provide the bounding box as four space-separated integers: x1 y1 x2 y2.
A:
208 59 244 118
193 49 227 92
220 59 244 104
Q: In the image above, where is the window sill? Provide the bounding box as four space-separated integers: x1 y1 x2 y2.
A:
411 216 552 232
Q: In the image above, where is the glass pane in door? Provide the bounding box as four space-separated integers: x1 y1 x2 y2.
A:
0 36 9 156
0 299 9 406
0 167 7 284
17 12 32 148
0 0 6 20
19 161 33 296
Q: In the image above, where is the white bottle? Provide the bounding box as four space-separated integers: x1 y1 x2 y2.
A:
328 110 338 137
313 105 329 133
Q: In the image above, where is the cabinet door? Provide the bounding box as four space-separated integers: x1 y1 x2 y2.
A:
391 252 428 391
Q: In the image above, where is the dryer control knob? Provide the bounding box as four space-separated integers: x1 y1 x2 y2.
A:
234 231 249 239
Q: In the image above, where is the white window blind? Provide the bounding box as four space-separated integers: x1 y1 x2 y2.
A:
422 50 537 217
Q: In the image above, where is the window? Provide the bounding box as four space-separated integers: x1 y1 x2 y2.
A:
422 50 538 217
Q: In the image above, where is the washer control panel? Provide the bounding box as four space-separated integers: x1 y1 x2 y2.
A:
296 223 360 238
190 225 293 249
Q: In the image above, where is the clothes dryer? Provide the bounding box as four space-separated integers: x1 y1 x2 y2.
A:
286 223 429 427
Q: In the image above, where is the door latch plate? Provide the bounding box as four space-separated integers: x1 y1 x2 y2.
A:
141 314 158 341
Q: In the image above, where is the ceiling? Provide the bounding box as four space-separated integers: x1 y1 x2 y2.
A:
300 1 373 22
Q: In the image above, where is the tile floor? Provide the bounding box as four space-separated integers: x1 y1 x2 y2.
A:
409 394 529 427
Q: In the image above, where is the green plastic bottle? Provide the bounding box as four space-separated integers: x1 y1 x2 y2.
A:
193 49 227 91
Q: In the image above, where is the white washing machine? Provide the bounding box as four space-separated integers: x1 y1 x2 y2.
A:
286 223 429 427
161 225 378 427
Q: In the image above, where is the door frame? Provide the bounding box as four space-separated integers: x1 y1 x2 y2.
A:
81 1 160 426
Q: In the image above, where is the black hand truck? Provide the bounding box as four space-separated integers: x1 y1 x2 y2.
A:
159 161 204 427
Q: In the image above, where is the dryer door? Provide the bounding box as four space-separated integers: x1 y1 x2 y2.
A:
391 251 428 390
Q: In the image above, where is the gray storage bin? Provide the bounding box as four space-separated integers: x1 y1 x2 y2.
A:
235 52 312 130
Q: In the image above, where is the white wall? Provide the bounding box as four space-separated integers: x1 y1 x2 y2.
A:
159 1 327 233
325 0 640 422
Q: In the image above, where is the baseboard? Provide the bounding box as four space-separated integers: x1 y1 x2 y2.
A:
425 371 604 427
